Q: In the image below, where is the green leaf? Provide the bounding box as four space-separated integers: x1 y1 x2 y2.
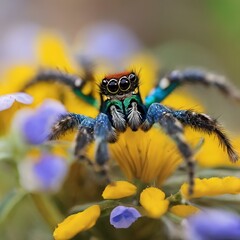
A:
0 189 26 223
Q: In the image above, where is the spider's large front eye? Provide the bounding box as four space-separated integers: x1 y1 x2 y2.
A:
107 79 119 94
128 73 137 82
119 77 130 91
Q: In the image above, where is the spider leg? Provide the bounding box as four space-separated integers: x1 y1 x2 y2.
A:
22 70 99 107
172 109 239 162
22 70 82 91
142 103 195 195
145 69 240 106
74 119 95 164
49 113 91 140
94 113 116 178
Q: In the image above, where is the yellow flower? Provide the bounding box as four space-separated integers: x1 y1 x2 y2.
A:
53 205 100 240
102 181 137 199
140 187 169 218
102 182 169 220
110 127 182 186
170 205 199 218
181 176 240 199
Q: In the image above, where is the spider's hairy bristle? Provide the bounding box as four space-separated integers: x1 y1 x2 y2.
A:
173 110 239 162
214 127 239 162
49 114 79 140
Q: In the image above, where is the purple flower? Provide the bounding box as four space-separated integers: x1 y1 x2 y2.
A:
76 23 142 67
0 92 33 111
186 209 240 240
110 206 141 229
21 99 66 144
18 153 68 192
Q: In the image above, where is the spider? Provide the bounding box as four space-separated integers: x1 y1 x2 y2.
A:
23 67 240 194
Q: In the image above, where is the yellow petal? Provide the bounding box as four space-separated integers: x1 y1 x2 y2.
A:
102 181 137 199
36 31 77 72
53 205 100 240
140 187 169 218
196 135 240 168
181 177 240 199
170 205 199 218
110 128 182 185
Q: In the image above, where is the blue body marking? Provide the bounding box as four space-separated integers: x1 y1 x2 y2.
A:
145 82 180 107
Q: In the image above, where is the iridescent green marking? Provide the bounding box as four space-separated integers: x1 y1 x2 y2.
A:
74 89 99 108
123 94 143 109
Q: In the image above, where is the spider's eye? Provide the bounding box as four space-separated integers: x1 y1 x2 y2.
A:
107 79 119 94
128 73 137 82
102 79 108 86
119 77 130 91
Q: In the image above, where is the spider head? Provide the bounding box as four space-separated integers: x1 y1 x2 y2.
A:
100 71 139 98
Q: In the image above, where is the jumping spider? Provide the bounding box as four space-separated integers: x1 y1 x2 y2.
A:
23 67 240 194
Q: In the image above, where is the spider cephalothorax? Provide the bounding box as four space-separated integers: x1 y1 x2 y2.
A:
23 66 240 195
99 71 145 132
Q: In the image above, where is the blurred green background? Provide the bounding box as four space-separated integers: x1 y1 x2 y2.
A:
1 0 240 239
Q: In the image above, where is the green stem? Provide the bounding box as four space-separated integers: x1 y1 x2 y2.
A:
30 194 64 230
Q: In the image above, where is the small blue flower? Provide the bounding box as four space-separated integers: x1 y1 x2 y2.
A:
18 153 68 192
33 154 68 190
186 209 240 240
110 206 141 229
21 99 66 144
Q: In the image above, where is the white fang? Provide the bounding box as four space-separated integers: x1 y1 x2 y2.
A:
127 102 142 130
110 105 126 132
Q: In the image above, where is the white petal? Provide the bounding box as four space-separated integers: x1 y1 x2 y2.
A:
0 95 15 111
0 93 33 111
14 92 33 104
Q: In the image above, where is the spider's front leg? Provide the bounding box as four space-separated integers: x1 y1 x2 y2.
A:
49 113 83 140
142 103 195 195
93 113 116 178
49 113 96 162
145 69 240 106
172 109 239 162
74 120 95 163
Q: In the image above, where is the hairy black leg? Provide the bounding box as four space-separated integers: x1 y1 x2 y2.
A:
145 68 240 106
142 103 195 195
167 69 240 99
49 113 92 140
74 127 94 159
94 113 115 179
22 70 84 91
74 116 96 163
179 69 240 99
173 110 239 162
